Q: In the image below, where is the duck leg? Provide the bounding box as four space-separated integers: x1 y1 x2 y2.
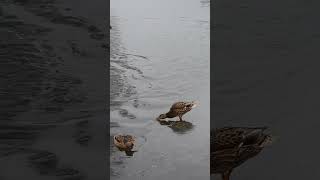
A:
178 115 183 121
222 170 231 180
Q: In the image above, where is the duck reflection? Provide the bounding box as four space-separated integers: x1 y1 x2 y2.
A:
156 118 194 134
211 127 273 180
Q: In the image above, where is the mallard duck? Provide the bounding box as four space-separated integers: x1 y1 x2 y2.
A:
113 134 135 151
211 127 273 180
157 101 198 121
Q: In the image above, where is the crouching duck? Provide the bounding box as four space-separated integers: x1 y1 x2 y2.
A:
211 127 273 180
157 101 198 121
113 134 135 152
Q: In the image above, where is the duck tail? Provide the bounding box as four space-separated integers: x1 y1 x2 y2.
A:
260 135 275 147
190 101 199 108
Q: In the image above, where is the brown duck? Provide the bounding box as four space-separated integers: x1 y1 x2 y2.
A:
113 134 135 151
158 101 198 121
211 127 273 180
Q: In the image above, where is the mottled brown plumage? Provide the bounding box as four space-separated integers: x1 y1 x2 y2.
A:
158 101 198 121
211 127 272 180
113 134 135 151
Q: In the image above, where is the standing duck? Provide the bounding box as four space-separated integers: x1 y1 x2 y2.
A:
157 101 198 121
211 127 273 180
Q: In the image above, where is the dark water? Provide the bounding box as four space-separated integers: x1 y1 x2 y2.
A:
213 0 320 179
0 0 107 179
110 0 210 179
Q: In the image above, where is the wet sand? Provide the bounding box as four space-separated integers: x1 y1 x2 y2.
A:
0 0 107 179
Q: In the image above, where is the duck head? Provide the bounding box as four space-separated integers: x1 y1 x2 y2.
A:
158 114 167 119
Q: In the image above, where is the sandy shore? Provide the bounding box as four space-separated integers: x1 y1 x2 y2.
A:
0 0 108 179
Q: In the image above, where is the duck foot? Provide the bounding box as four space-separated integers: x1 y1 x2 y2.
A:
222 171 231 180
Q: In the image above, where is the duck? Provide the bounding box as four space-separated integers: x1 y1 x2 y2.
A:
157 101 198 121
211 127 273 180
113 134 135 151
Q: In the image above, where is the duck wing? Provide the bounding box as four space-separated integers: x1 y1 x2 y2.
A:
213 127 268 151
170 102 188 110
211 127 270 174
170 101 197 111
123 135 135 143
